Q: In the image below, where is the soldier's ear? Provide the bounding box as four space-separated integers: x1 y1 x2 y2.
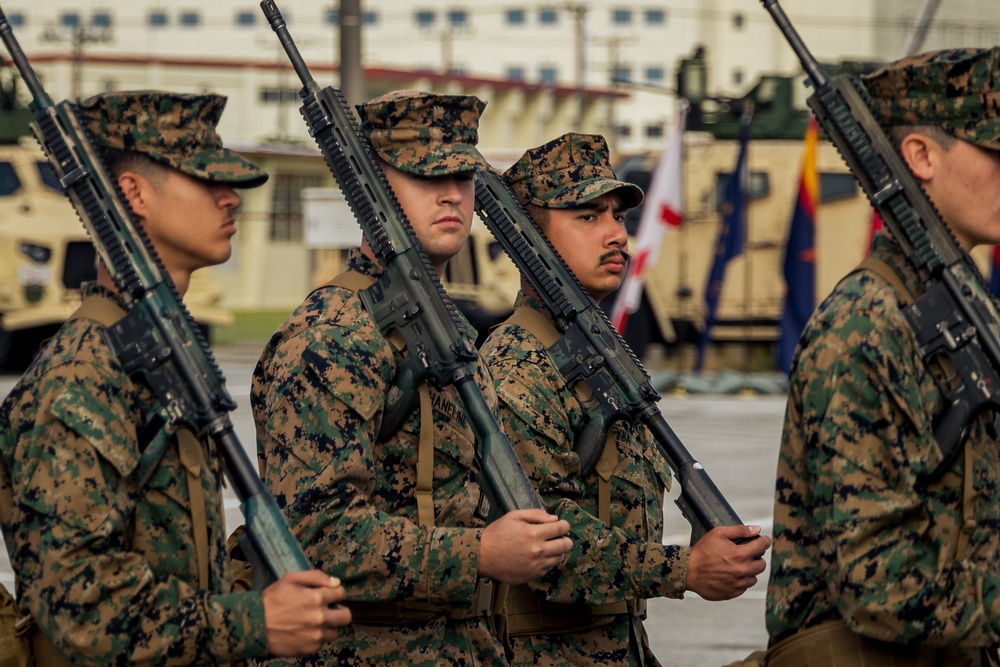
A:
898 133 936 182
117 171 150 218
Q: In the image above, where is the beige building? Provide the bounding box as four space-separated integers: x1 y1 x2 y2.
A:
2 0 999 311
11 53 623 308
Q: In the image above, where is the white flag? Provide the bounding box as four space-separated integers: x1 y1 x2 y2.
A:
611 102 686 334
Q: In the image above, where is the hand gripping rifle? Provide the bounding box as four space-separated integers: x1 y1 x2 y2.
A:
260 0 543 515
474 172 748 545
0 8 314 584
762 0 1000 473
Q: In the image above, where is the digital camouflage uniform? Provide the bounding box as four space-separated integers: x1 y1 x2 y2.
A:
251 90 508 667
767 48 1000 661
0 91 270 666
480 134 687 667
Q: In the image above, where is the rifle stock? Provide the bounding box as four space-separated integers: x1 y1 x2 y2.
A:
0 8 313 584
259 0 543 515
761 0 1000 467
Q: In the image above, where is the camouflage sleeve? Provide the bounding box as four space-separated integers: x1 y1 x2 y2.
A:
254 319 481 605
485 324 689 604
780 292 1000 646
6 348 267 665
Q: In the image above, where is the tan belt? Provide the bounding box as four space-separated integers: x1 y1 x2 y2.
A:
348 577 499 626
767 619 995 667
501 583 646 637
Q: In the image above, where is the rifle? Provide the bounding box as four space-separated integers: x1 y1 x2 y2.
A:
761 0 1000 471
0 8 314 584
259 0 543 515
474 171 748 545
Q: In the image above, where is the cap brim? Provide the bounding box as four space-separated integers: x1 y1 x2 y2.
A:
542 177 644 210
380 143 494 177
150 147 269 188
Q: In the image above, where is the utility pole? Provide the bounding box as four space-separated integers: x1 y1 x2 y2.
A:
339 0 364 107
901 0 943 57
42 22 112 100
564 3 589 128
604 35 625 153
440 27 454 74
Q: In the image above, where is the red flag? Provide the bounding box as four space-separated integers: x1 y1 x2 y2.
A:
611 102 687 334
865 210 883 256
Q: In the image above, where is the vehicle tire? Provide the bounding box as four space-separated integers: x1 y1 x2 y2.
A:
0 325 62 373
600 291 660 362
196 323 212 345
0 324 11 371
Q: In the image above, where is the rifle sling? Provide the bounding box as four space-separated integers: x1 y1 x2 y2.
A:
22 295 214 664
324 271 435 527
503 306 617 524
853 257 975 559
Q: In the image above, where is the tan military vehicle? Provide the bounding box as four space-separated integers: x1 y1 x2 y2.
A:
611 132 997 366
0 138 232 370
610 133 870 358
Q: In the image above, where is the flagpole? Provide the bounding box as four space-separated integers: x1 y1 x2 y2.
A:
676 99 690 390
743 215 754 392
741 100 754 394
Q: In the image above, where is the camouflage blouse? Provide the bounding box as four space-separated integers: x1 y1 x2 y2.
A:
251 249 506 667
0 284 267 666
766 233 1000 647
481 295 689 667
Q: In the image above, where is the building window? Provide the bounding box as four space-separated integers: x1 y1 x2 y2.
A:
415 10 435 27
60 12 80 28
259 88 300 104
36 161 63 194
506 9 525 25
506 66 525 81
615 124 631 138
819 173 858 203
539 8 558 25
363 11 377 25
733 13 744 29
91 12 112 28
326 9 339 25
0 162 21 196
714 172 770 206
612 66 631 83
539 66 558 85
645 66 665 83
645 9 665 25
612 9 632 25
7 13 24 27
148 10 168 27
235 10 255 26
645 124 664 139
733 69 744 86
448 10 467 27
179 11 200 27
270 174 326 242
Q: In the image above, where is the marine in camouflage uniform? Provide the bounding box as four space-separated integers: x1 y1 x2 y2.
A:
482 133 769 667
766 49 1000 666
252 91 571 667
0 91 347 667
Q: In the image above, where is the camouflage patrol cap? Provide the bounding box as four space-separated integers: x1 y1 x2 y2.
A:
77 90 268 188
356 90 491 177
864 47 1000 150
503 133 643 210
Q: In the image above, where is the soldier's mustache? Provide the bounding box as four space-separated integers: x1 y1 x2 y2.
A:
600 249 631 264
